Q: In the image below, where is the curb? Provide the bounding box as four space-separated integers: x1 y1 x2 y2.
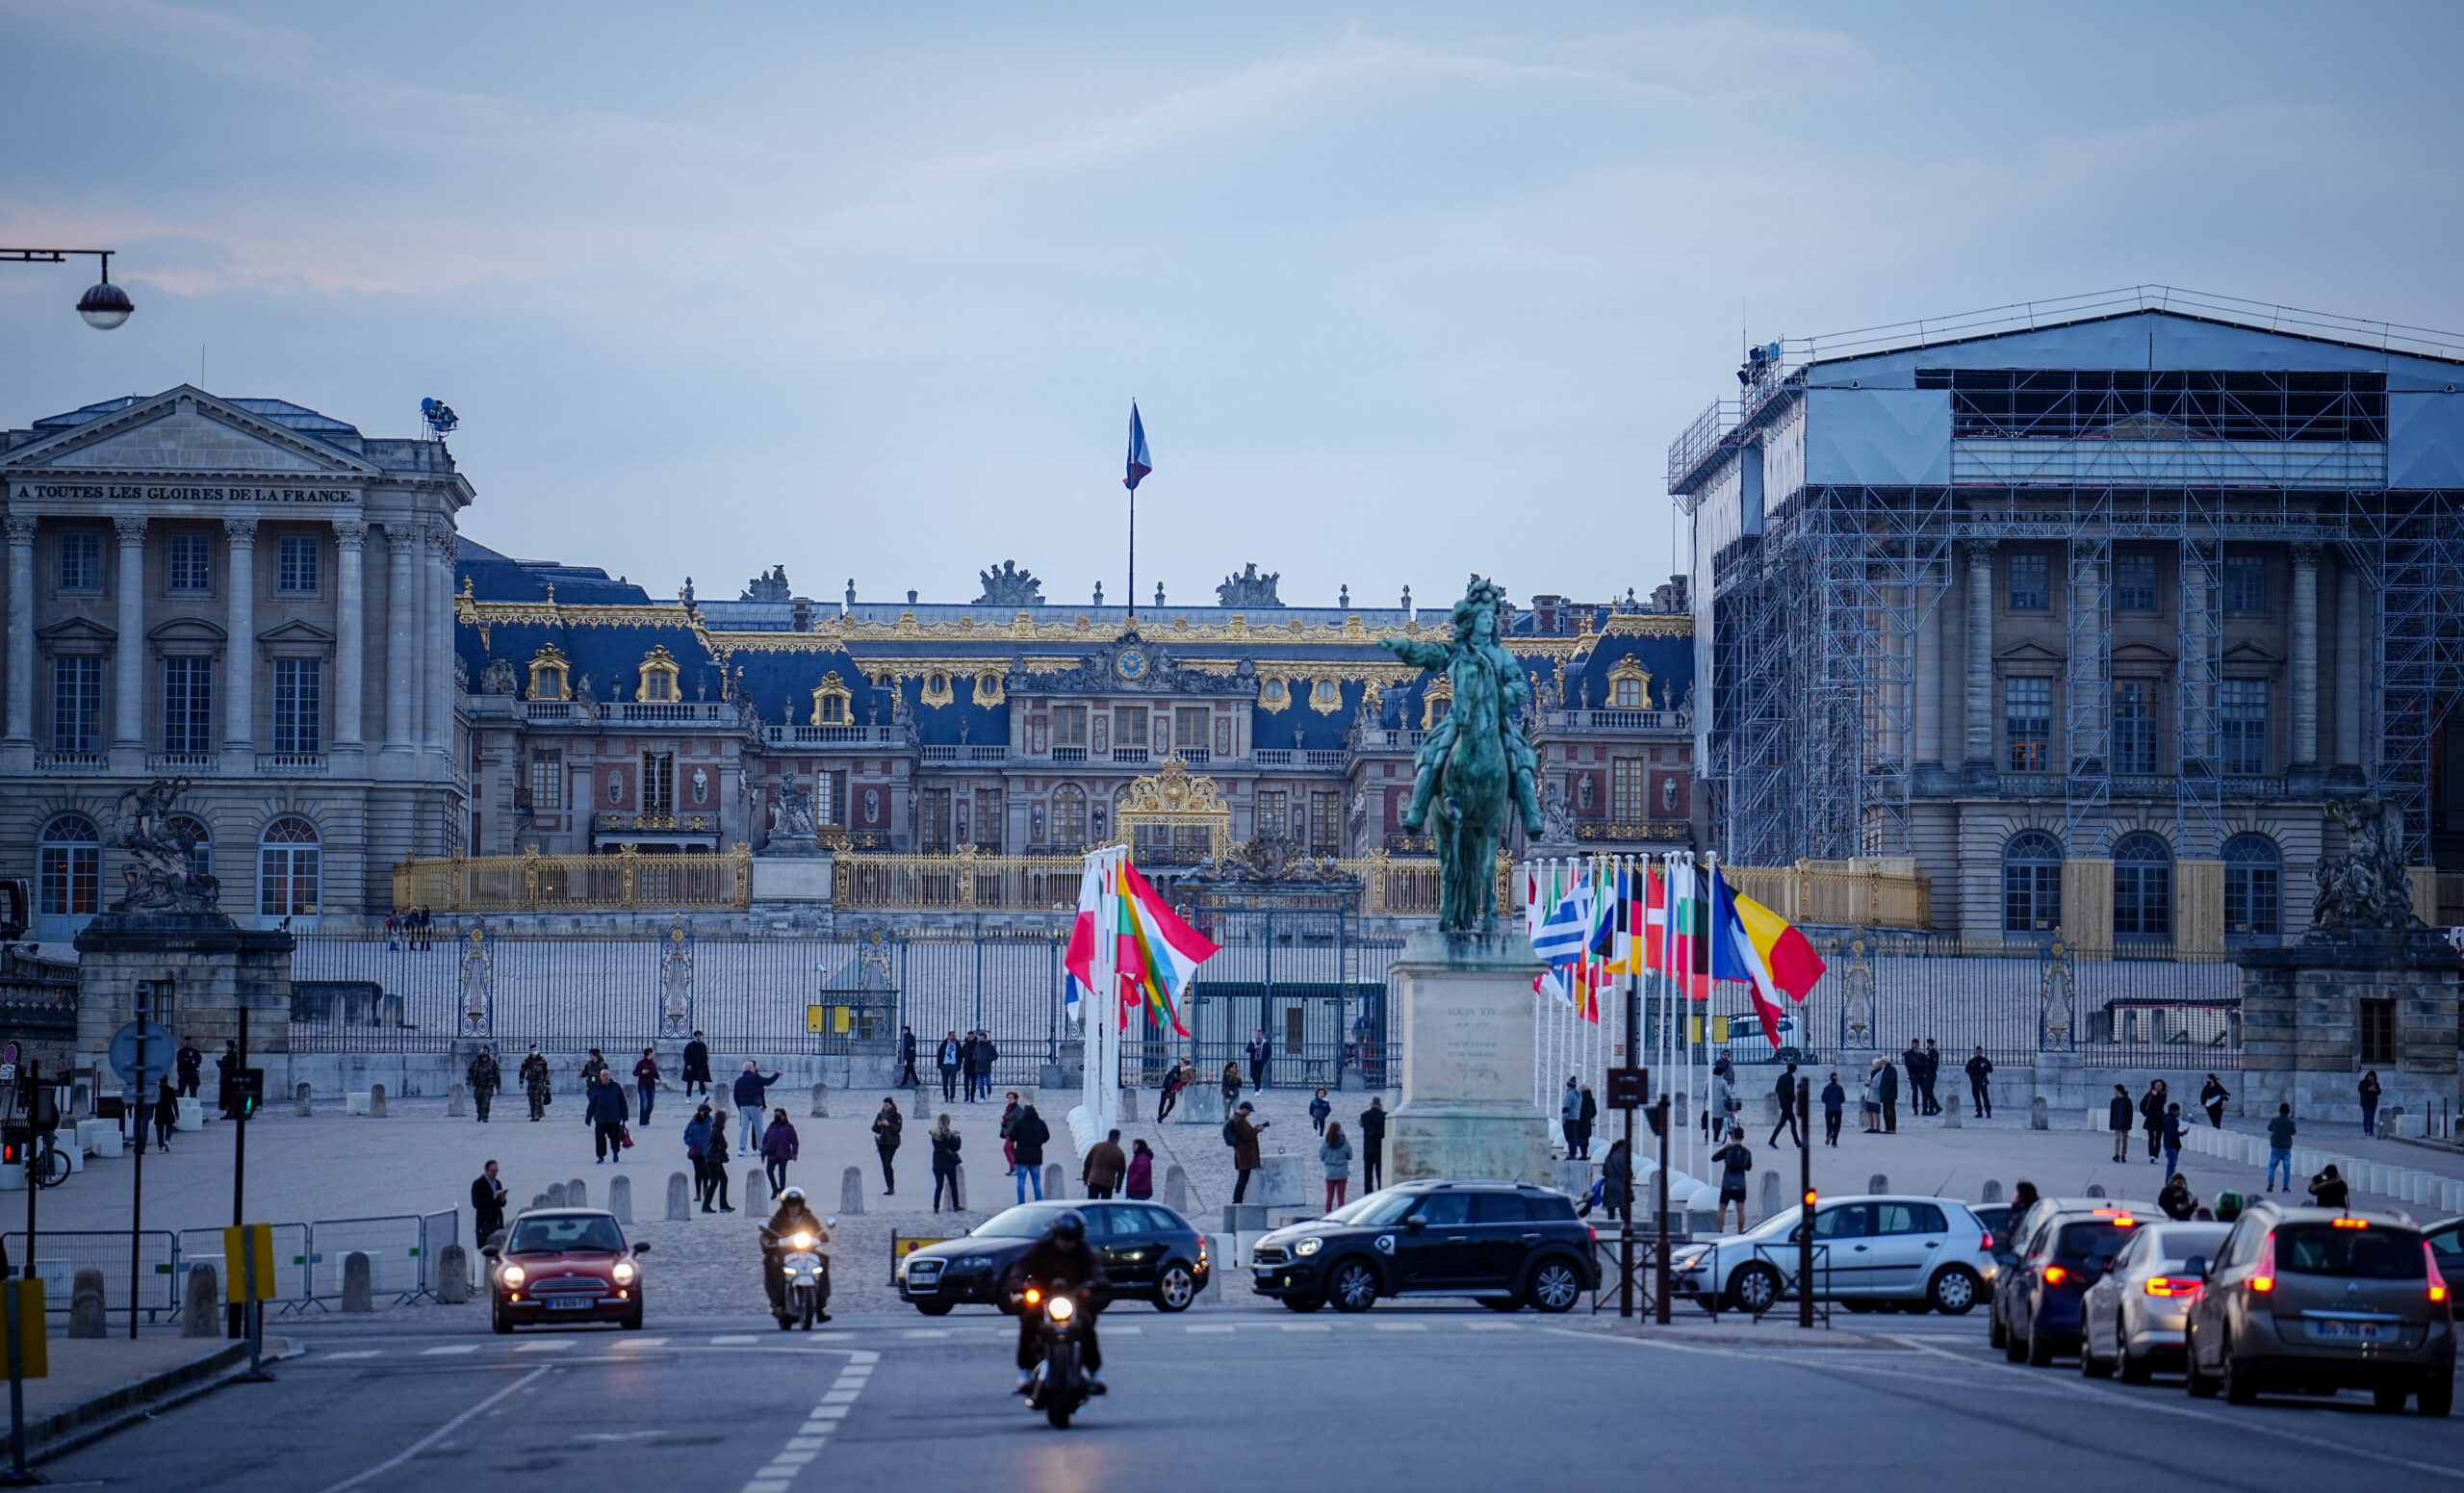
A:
1 1336 299 1466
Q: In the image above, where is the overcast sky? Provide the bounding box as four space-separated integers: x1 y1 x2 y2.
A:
4 2 2460 610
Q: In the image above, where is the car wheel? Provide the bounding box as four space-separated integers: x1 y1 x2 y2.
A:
2419 1377 2453 1418
2080 1329 2112 1379
1479 1297 1524 1313
912 1300 955 1317
491 1304 513 1335
1281 1295 1324 1313
2374 1386 2410 1413
1328 1259 1379 1313
1989 1311 2007 1350
2220 1339 2259 1405
1527 1258 1583 1314
1728 1263 1784 1316
2026 1322 2056 1367
2184 1328 2219 1398
2004 1321 2028 1362
623 1305 644 1330
1841 1300 1876 1314
2118 1345 2152 1384
1153 1263 1196 1314
1927 1267 1980 1316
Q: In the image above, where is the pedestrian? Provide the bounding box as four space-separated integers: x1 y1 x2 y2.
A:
2139 1079 2169 1163
898 1026 920 1089
1229 1100 1268 1203
1157 1060 1186 1122
701 1112 734 1212
632 1046 661 1124
1125 1138 1155 1199
175 1038 203 1099
998 1092 1021 1145
733 1062 781 1153
2198 1072 2230 1129
2161 1102 2186 1179
1819 1072 1846 1146
579 1047 608 1093
1560 1077 1583 1157
2307 1162 2350 1210
930 1114 962 1213
216 1039 239 1117
472 1159 508 1247
761 1107 799 1198
972 1032 1000 1101
1707 1064 1734 1141
1083 1127 1126 1200
1577 1083 1598 1160
937 1030 962 1103
683 1103 713 1205
1309 1087 1332 1136
955 1032 980 1102
385 909 400 951
520 1045 552 1121
2266 1102 2297 1191
1861 1061 1883 1134
2108 1085 2135 1161
1359 1095 1387 1191
2158 1171 2195 1223
587 1069 629 1164
1921 1038 1944 1116
153 1072 177 1151
2358 1069 2382 1138
463 1044 500 1123
1878 1053 1900 1134
1711 1126 1754 1233
1902 1040 1927 1120
1009 1103 1050 1202
681 1030 712 1097
1964 1046 1994 1119
1246 1029 1271 1091
1768 1062 1802 1148
1601 1136 1633 1225
873 1096 903 1196
1220 1061 1243 1106
1320 1120 1352 1211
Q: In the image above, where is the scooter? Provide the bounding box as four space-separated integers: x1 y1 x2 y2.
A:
769 1219 834 1329
1020 1279 1096 1429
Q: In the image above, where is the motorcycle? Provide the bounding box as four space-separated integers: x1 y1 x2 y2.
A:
767 1219 834 1329
1019 1278 1096 1429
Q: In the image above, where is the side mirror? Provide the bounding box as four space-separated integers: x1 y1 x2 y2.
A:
825 1217 838 1229
630 1242 652 1255
2184 1254 2209 1281
480 1245 500 1260
1404 1216 1426 1234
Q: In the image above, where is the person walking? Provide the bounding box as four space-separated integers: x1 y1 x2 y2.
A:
1359 1096 1387 1191
1220 1061 1243 1106
1009 1103 1050 1202
937 1031 962 1103
153 1072 178 1151
1768 1063 1803 1148
930 1115 962 1213
734 1062 781 1153
586 1069 629 1164
2108 1085 2136 1161
1246 1029 1271 1091
471 1159 508 1247
1083 1128 1126 1200
1601 1136 1634 1225
1560 1077 1583 1158
2266 1102 2297 1191
2158 1171 2195 1223
1157 1060 1187 1122
972 1033 1000 1102
2160 1102 2187 1180
1124 1138 1156 1200
1879 1053 1901 1134
632 1046 661 1124
872 1096 903 1196
520 1045 552 1121
898 1026 920 1089
1820 1072 1846 1146
701 1111 734 1212
176 1038 204 1099
1320 1120 1352 1211
2358 1069 2383 1138
2198 1072 2230 1129
1901 1041 1927 1120
1964 1047 1994 1120
466 1044 501 1123
1229 1101 1268 1203
2139 1079 2169 1163
1576 1083 1599 1160
683 1103 712 1203
1309 1087 1332 1136
681 1030 712 1097
760 1107 800 1198
1711 1126 1754 1234
1921 1039 1944 1116
579 1047 609 1093
1861 1059 1884 1134
955 1033 980 1102
2308 1162 2350 1210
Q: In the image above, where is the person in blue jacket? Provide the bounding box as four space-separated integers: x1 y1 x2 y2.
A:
734 1062 782 1152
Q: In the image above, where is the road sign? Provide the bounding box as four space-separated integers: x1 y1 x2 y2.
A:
1605 1067 1650 1111
223 1224 278 1301
108 1021 176 1089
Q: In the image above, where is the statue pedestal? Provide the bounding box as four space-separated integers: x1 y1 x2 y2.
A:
2239 930 2463 1122
72 913 295 1077
1385 930 1552 1186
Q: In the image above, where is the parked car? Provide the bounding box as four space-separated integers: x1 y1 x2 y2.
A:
1672 1195 1995 1315
2185 1200 2453 1414
2078 1220 2231 1381
1973 1203 2014 1256
896 1200 1208 1314
2426 1215 2462 1278
1249 1182 1595 1313
485 1208 649 1332
1721 1013 1800 1062
1992 1200 2156 1365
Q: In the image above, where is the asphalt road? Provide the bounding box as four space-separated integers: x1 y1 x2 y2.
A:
36 1303 2464 1493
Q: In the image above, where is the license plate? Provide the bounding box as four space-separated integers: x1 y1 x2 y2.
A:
545 1298 598 1311
2311 1319 2388 1340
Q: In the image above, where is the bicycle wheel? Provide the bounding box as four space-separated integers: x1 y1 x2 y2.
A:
33 1145 70 1189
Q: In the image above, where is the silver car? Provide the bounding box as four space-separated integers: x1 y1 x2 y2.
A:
1672 1195 1997 1315
2078 1221 2230 1381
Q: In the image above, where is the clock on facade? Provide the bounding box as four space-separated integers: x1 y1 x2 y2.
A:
1114 648 1149 682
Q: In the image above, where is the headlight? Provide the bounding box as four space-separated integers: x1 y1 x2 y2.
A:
1047 1295 1076 1322
790 1232 815 1249
1294 1237 1323 1257
612 1261 636 1283
500 1265 526 1287
962 1256 989 1271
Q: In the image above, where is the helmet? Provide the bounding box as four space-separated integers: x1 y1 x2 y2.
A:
1050 1210 1086 1246
780 1186 807 1204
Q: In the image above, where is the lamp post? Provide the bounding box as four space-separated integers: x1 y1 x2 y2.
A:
1 248 134 329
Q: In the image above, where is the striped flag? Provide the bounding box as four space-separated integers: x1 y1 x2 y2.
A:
1711 866 1828 1049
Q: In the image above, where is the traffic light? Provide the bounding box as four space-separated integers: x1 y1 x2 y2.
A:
232 1068 265 1120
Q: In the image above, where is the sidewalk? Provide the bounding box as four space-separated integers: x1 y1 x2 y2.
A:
0 1332 295 1464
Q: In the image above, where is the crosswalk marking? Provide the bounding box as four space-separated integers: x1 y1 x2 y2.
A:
1186 1325 1234 1334
322 1350 379 1360
710 1334 758 1345
420 1345 479 1355
515 1340 576 1352
1280 1324 1332 1332
1373 1323 1428 1332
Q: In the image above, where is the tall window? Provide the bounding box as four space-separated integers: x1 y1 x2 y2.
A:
2004 677 2052 771
58 531 101 591
973 787 1003 850
38 814 101 918
2112 680 2158 775
1050 785 1087 849
2114 553 2158 612
271 658 322 754
919 787 952 852
168 533 211 594
2222 833 2281 942
2007 553 2050 611
528 749 564 811
1612 674 1645 708
2113 832 2173 943
276 533 319 594
258 816 321 917
1053 706 1088 749
2002 831 2063 936
1173 707 1209 757
1308 790 1342 855
167 814 213 880
1611 758 1645 821
2359 1000 2397 1067
1256 788 1289 839
50 656 103 754
2220 680 2269 774
640 752 675 812
2223 554 2267 615
163 656 215 755
1115 707 1148 751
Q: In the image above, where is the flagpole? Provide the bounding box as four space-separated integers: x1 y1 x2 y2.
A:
1127 485 1137 626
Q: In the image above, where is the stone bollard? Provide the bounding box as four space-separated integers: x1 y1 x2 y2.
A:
182 1264 220 1337
69 1268 106 1338
2086 1183 2107 1198
369 1083 388 1118
1044 1162 1066 1200
810 1083 829 1118
1758 1170 1784 1223
1202 1237 1227 1300
746 1167 767 1205
448 1083 467 1118
294 1082 313 1118
1550 1158 1589 1198
666 1171 692 1221
437 1244 470 1303
1982 1179 2003 1204
1121 1087 1141 1122
546 1182 570 1208
2028 1094 2048 1131
1941 1100 1962 1129
608 1173 633 1224
910 1087 929 1119
840 1166 865 1217
1762 1091 1781 1128
341 1251 373 1312
1674 1094 1689 1131
1867 1173 1888 1195
568 1178 587 1209
1164 1164 1190 1215
531 1192 552 1212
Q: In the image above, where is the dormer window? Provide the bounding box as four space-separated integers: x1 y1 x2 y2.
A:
526 644 572 702
636 645 680 703
1608 656 1653 709
810 671 853 726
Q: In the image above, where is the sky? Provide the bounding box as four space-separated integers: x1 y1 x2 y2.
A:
4 2 2461 611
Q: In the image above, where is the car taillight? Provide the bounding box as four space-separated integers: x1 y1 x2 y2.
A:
1981 1231 1994 1253
2426 1243 2450 1306
2250 1234 2276 1294
2144 1276 2200 1298
2041 1265 2067 1286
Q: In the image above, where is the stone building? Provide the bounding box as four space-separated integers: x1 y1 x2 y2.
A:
0 387 472 940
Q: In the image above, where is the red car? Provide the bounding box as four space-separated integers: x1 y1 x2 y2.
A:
486 1209 650 1332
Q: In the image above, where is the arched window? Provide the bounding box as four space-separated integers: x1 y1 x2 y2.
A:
1050 785 1087 851
258 816 321 919
2222 833 2281 942
38 813 100 918
167 814 212 880
2113 832 2173 944
2001 830 2063 936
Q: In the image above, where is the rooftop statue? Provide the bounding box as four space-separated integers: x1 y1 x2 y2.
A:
975 559 1045 606
2311 795 2422 935
741 565 792 604
1216 562 1284 609
1380 578 1544 933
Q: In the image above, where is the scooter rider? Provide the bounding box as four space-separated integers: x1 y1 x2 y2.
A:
760 1187 831 1324
1001 1210 1110 1394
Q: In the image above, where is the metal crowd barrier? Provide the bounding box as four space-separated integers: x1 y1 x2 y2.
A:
1 1230 182 1321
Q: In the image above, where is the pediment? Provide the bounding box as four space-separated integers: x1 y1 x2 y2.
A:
148 617 227 655
2220 640 2283 665
1993 640 2065 665
2112 642 2176 664
2 388 374 477
256 618 336 655
36 616 116 650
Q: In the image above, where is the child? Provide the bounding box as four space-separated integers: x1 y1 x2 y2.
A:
1308 1087 1332 1135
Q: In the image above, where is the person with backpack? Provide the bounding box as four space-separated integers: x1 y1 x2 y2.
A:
1711 1127 1754 1233
1227 1101 1268 1203
1009 1103 1050 1202
466 1045 501 1123
1964 1047 1994 1120
2266 1102 2297 1191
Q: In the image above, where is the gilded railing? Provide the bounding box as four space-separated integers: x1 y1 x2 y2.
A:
394 845 755 912
831 846 1090 912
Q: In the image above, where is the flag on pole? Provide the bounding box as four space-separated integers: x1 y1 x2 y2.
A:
1641 862 1667 970
1062 856 1109 1022
1666 856 1708 1001
1124 402 1153 491
1114 859 1218 1036
1710 866 1829 1049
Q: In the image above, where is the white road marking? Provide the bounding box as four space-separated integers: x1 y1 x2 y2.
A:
419 1345 479 1356
710 1334 758 1345
1185 1324 1234 1333
1467 1323 1522 1331
900 1328 948 1339
321 1351 379 1360
316 1366 552 1493
1373 1323 1427 1331
1280 1324 1332 1332
736 1348 880 1493
515 1340 576 1352
612 1336 667 1348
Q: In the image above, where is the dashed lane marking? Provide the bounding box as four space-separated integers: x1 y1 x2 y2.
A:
514 1340 576 1352
710 1334 758 1345
1185 1325 1234 1333
736 1348 880 1493
419 1345 479 1356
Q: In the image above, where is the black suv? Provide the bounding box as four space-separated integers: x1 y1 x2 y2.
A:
896 1200 1209 1314
1250 1182 1596 1314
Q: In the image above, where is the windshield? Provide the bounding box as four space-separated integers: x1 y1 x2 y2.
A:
2277 1223 2426 1279
506 1215 626 1254
1740 1206 1803 1240
973 1203 1078 1239
2149 1224 2229 1264
2052 1222 2138 1263
1325 1191 1424 1227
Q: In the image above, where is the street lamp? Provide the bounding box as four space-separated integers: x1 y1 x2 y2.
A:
1 248 133 329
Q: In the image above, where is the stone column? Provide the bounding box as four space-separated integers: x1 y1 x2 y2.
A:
4 515 35 751
2334 560 2365 781
333 521 367 753
383 526 417 758
2067 553 2104 774
112 516 148 760
2289 542 2320 778
222 518 256 766
429 528 455 757
1912 568 1942 768
1961 539 1995 785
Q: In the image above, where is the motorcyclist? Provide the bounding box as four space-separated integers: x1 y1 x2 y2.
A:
760 1187 831 1325
1001 1210 1110 1395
